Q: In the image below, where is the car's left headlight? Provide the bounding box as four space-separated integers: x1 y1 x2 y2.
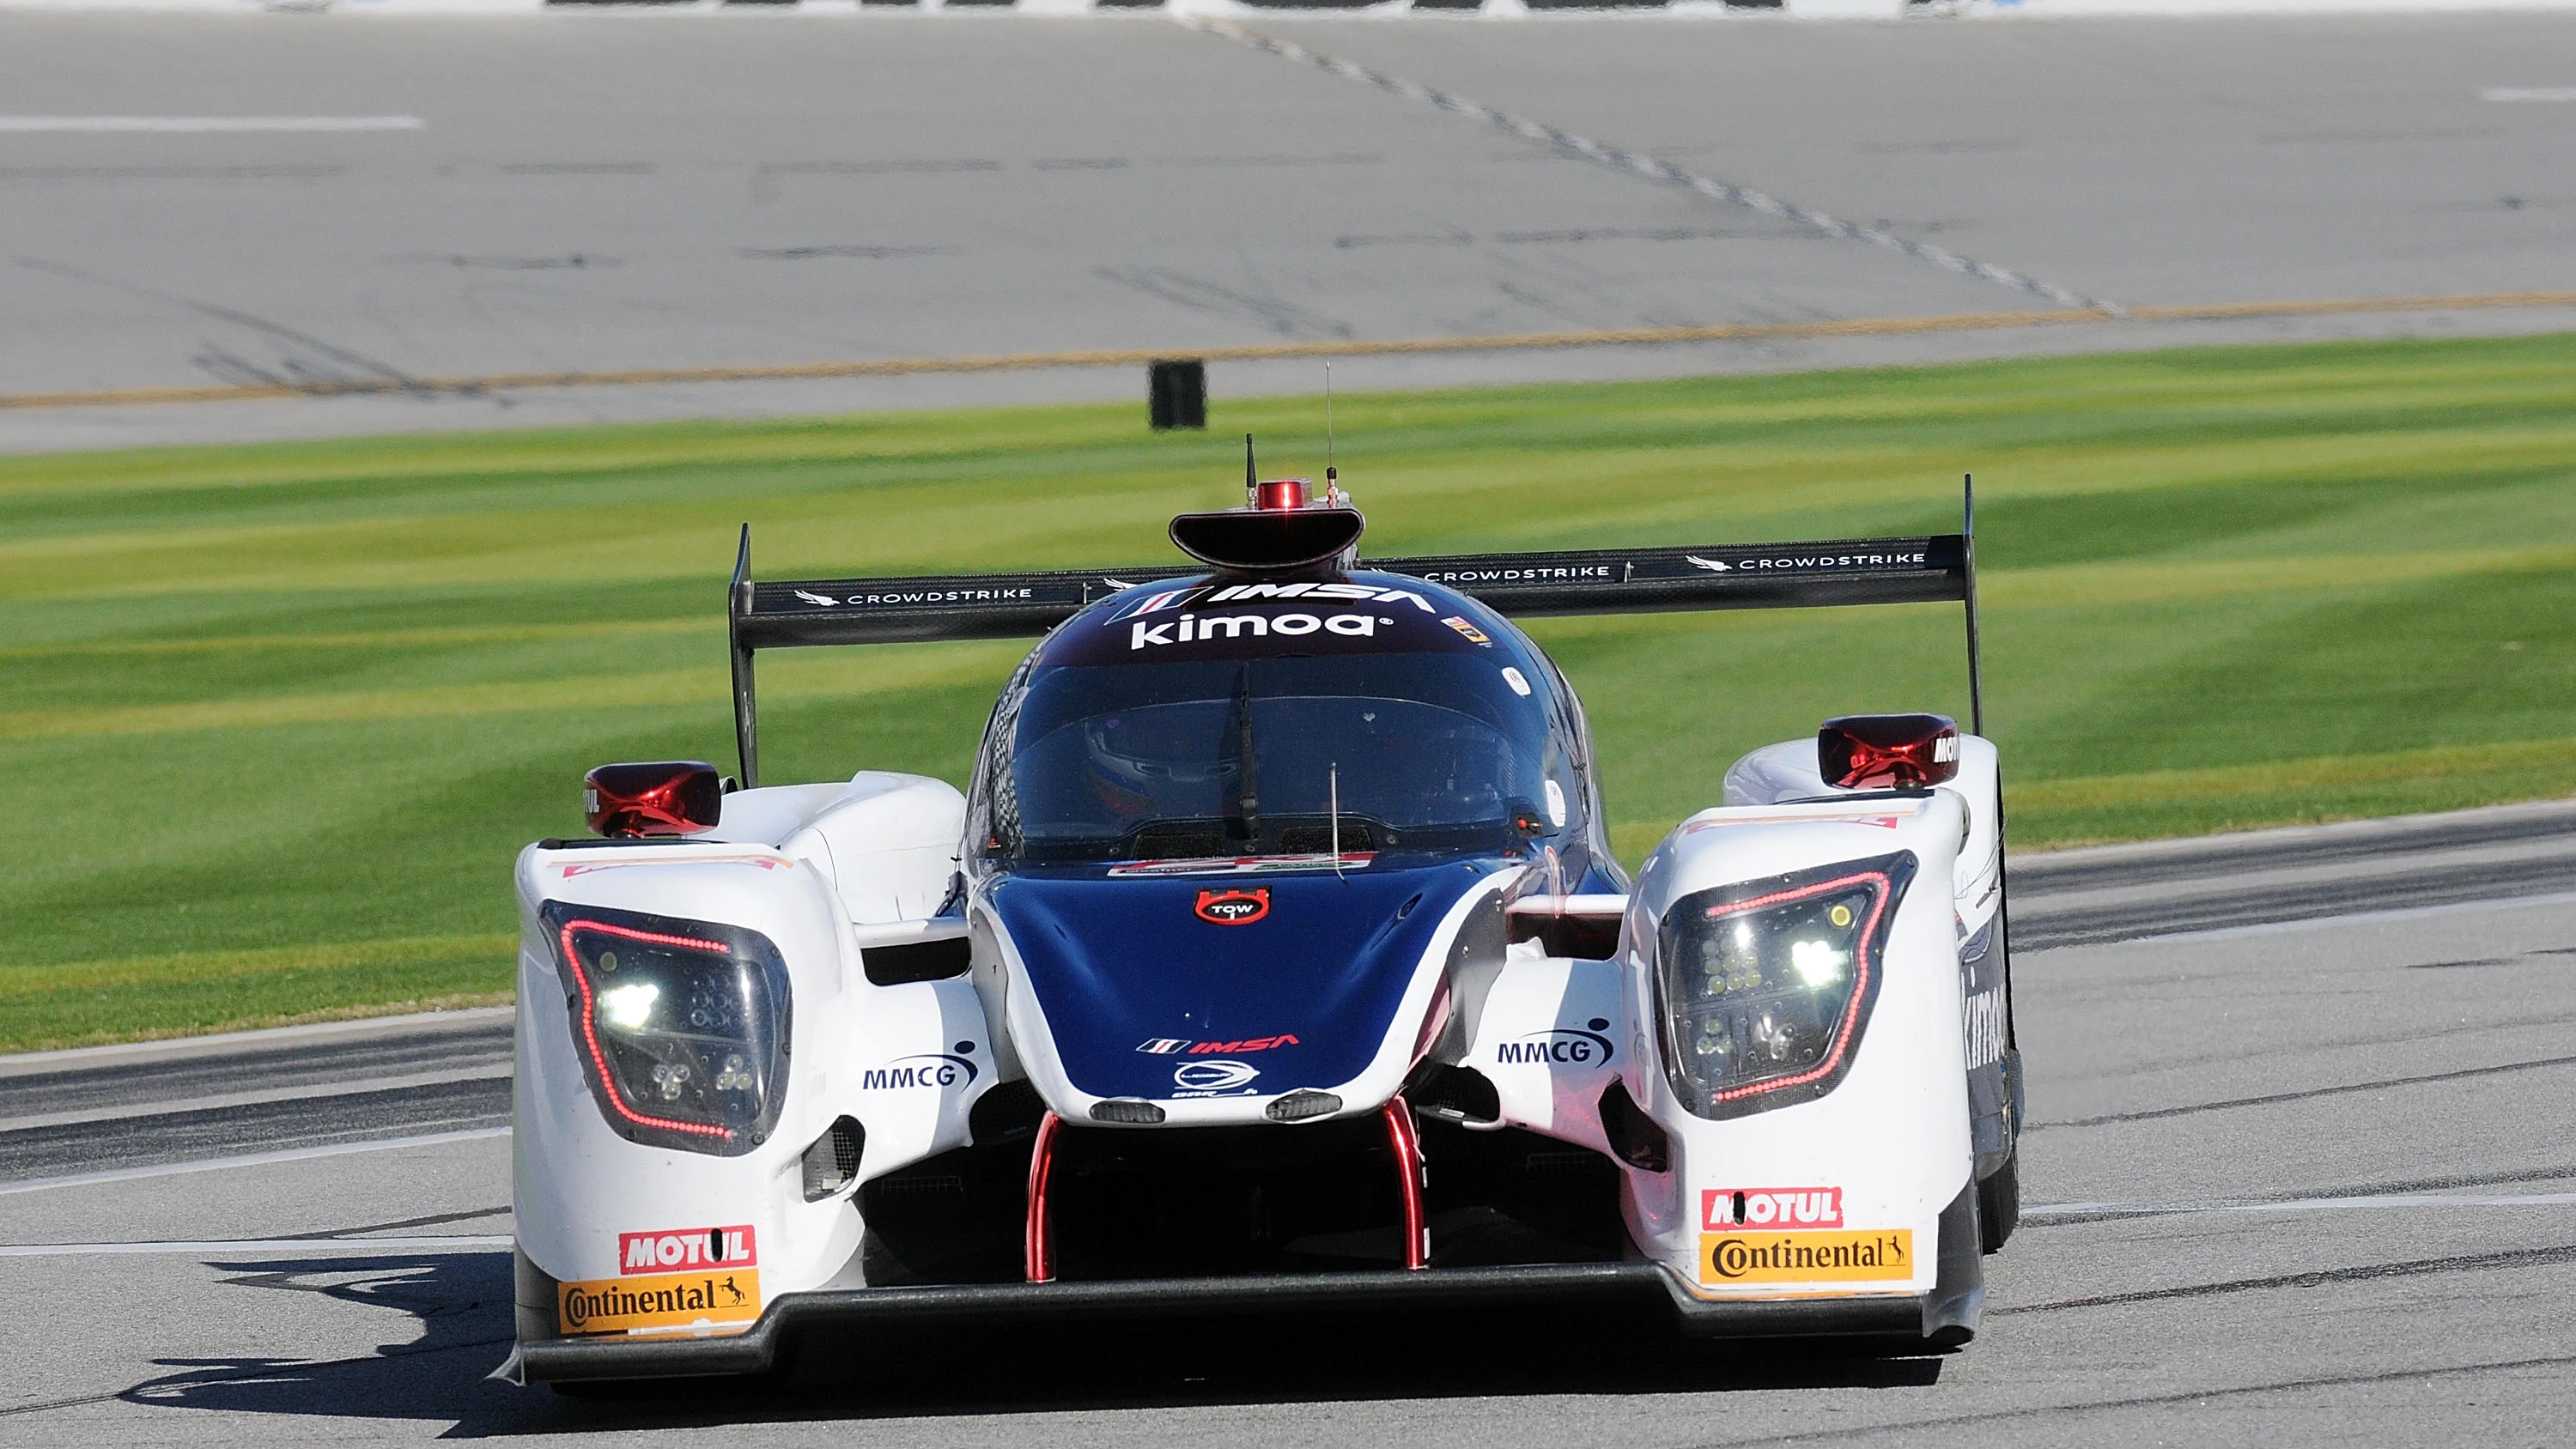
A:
541 901 792 1155
1656 852 1916 1120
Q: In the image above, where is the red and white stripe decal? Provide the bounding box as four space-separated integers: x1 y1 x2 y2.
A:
1024 1111 1062 1283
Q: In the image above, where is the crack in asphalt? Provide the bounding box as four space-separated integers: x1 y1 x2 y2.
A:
15 257 430 397
2026 1052 2576 1131
1176 15 2118 314
1994 1243 2576 1315
1678 1352 2576 1445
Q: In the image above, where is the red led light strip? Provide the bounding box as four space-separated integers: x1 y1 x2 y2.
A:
1024 1111 1062 1283
557 919 737 1141
1382 1096 1428 1270
1699 870 1893 1104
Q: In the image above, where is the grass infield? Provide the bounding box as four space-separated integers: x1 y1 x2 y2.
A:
7 332 2575 1049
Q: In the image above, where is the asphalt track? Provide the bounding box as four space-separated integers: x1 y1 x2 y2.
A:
4 798 2575 1443
4 10 2576 448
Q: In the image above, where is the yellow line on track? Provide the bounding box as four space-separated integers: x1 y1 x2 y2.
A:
8 290 2576 413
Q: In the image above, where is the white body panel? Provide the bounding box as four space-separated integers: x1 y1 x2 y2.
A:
513 772 995 1316
1615 790 1974 1300
1457 945 1624 1154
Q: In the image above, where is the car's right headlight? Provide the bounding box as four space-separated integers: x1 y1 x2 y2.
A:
1656 852 1916 1120
541 901 792 1155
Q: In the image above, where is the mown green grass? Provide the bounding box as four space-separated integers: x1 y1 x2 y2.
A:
9 332 2576 1049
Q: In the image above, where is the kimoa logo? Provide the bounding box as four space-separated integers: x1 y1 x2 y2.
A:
1132 612 1382 650
1964 985 2006 1070
859 1051 980 1091
1492 1018 1615 1066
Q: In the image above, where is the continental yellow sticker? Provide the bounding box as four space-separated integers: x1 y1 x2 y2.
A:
558 1269 762 1337
1700 1229 1913 1286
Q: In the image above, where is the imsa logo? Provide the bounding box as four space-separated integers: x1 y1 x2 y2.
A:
1195 888 1270 925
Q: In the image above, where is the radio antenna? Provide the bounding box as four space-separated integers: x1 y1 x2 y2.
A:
1324 363 1336 489
1244 433 1257 506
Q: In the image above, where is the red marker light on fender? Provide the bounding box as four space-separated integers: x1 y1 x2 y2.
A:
585 761 723 837
1817 714 1960 790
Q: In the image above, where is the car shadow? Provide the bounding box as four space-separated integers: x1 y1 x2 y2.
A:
118 1254 1947 1438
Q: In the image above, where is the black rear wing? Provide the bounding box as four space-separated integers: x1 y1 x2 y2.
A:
726 482 1988 787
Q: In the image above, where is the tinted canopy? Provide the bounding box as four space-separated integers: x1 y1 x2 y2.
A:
977 579 1582 864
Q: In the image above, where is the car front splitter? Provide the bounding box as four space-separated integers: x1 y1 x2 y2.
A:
510 1261 1965 1385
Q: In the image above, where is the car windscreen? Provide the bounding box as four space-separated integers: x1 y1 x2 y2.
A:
981 652 1575 863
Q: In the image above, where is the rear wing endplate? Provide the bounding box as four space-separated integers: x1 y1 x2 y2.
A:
726 481 1988 788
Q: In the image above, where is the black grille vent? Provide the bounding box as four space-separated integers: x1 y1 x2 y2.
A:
969 1077 1047 1143
801 1115 866 1201
862 936 971 986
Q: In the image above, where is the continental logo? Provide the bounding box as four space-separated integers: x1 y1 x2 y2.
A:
1699 1229 1912 1286
558 1269 762 1336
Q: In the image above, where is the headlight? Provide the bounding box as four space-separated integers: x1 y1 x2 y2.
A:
1656 852 1915 1119
542 902 793 1156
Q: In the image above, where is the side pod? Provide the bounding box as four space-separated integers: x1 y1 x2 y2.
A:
1615 791 1981 1340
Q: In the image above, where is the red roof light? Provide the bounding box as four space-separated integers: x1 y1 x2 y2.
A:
1254 477 1310 512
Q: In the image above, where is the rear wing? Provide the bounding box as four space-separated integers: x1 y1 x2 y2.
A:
726 481 1988 787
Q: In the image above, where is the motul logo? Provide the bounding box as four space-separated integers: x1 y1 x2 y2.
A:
1195 888 1269 925
1702 1187 1844 1230
619 1224 757 1275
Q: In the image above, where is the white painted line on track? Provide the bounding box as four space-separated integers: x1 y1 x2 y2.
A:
0 1235 511 1258
0 1005 511 1076
0 1125 508 1197
2482 88 2576 102
2028 1191 2576 1218
2026 888 2576 950
0 116 426 133
0 1065 512 1134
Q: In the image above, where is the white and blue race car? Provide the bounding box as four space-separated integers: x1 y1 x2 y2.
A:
499 464 2020 1385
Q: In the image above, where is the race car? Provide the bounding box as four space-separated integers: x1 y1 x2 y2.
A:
497 460 2021 1385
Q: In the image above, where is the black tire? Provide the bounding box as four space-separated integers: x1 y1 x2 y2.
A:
1976 1150 2019 1253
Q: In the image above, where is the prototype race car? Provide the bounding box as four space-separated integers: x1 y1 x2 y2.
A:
498 460 2021 1385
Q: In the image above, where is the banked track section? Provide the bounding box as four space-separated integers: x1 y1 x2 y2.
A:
5 797 2573 1183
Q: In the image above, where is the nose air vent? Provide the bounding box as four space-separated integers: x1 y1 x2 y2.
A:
800 1115 866 1201
1089 1099 1168 1125
1265 1089 1343 1124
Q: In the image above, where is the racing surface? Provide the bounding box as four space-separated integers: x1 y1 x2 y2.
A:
4 11 2576 448
5 799 2574 1443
